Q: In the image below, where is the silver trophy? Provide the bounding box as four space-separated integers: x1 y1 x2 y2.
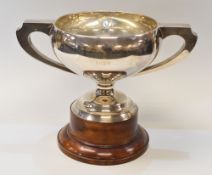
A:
17 12 197 165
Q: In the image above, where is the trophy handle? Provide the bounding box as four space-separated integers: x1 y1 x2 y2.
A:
137 24 197 75
16 20 74 73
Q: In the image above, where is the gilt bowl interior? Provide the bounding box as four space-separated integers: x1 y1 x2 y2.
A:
54 12 158 38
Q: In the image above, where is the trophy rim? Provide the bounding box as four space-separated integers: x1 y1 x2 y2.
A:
54 11 158 38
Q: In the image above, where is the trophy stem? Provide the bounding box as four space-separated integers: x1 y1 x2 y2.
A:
96 84 114 97
83 70 127 99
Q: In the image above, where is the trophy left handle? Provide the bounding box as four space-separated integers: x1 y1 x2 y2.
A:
16 20 74 73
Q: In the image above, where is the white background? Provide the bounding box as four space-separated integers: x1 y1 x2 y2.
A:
0 0 212 174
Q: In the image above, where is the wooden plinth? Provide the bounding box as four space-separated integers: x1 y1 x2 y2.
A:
57 107 149 165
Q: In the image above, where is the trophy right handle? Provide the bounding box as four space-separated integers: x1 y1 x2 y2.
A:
16 21 74 73
137 24 197 75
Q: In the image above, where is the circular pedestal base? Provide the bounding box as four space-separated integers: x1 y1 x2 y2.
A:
58 125 149 165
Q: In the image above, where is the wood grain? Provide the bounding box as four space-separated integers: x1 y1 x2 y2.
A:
57 104 149 165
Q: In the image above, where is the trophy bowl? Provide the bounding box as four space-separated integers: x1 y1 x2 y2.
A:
53 12 158 76
17 11 197 165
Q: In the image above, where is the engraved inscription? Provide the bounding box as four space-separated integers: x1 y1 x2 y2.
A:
95 60 111 65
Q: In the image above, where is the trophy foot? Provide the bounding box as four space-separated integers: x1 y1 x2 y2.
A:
58 91 149 165
58 124 149 165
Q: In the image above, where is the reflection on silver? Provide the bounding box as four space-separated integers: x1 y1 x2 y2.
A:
71 90 138 123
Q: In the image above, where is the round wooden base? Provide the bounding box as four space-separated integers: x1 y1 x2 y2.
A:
58 124 149 165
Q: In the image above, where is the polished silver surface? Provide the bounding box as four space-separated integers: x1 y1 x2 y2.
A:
52 12 159 77
71 90 138 123
138 24 197 75
16 20 73 73
16 11 197 123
